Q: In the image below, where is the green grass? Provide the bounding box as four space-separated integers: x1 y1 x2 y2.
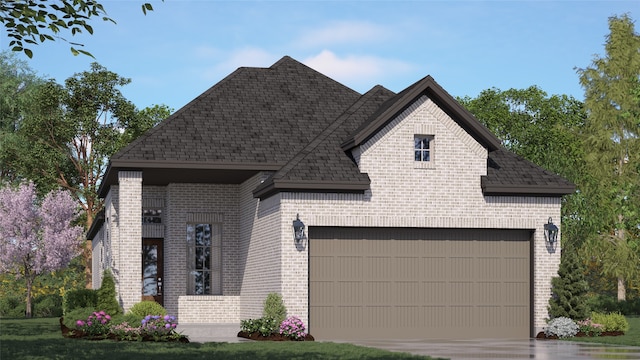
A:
0 318 440 360
565 316 640 346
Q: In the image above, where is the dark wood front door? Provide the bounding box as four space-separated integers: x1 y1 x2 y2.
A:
142 238 164 305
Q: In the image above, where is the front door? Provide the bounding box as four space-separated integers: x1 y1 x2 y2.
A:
142 238 164 305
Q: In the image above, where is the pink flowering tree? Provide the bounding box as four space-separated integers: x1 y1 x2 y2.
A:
0 182 84 318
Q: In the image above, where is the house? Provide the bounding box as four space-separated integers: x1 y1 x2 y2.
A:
87 56 575 340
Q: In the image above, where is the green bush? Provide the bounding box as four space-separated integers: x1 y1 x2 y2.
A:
62 307 97 329
262 292 287 325
33 294 62 318
240 317 279 336
548 243 589 320
0 295 25 318
590 311 630 332
128 300 167 317
587 294 640 316
97 270 122 315
111 312 145 327
63 288 97 315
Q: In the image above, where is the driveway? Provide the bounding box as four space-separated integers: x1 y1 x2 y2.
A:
332 338 640 360
178 325 640 360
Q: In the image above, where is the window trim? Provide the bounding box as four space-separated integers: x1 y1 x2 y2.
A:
414 134 435 169
186 223 222 295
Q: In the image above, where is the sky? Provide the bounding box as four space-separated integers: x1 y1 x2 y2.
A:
2 0 637 112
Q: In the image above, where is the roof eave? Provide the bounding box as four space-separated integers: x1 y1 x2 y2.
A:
253 179 370 200
481 183 576 197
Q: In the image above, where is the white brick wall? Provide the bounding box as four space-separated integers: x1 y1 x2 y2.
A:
93 95 562 336
117 171 143 313
277 96 562 335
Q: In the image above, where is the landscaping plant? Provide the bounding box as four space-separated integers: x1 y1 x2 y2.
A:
262 292 287 325
544 316 579 338
548 243 590 320
279 316 307 340
96 270 121 315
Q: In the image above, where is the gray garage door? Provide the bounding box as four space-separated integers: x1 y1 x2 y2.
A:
309 227 531 340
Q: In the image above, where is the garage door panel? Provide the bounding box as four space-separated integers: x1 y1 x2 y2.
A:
309 228 531 340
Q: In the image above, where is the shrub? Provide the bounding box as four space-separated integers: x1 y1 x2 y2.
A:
548 244 589 320
0 295 25 318
63 288 97 315
97 270 121 315
33 294 62 318
544 317 579 338
590 311 630 332
576 318 603 336
263 292 287 325
587 294 640 316
63 307 97 329
240 317 279 336
279 316 306 340
75 310 112 337
128 301 167 318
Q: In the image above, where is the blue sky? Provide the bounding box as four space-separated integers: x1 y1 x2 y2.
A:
3 0 637 112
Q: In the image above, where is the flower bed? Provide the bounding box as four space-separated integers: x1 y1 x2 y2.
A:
60 312 189 343
238 315 314 341
535 330 624 339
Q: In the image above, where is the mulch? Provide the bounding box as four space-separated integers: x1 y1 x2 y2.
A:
59 317 190 343
237 331 315 341
535 330 624 339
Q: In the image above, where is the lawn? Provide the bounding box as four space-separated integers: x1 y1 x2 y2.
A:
0 318 441 360
565 316 640 347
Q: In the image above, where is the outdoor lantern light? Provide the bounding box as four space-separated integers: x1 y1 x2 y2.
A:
544 217 558 244
293 214 305 244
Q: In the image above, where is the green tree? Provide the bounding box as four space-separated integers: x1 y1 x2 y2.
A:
1 1 156 58
577 14 640 301
548 243 590 320
458 87 591 247
0 51 43 184
2 63 171 286
96 269 121 315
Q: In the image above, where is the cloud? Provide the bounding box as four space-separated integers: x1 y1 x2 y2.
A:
296 21 391 48
303 50 414 89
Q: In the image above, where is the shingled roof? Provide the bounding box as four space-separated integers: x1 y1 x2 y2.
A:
99 56 361 196
98 56 574 198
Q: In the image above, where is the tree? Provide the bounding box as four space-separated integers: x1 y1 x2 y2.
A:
458 87 591 248
0 182 84 318
96 269 121 315
0 50 43 184
577 14 640 301
548 243 590 320
1 1 155 58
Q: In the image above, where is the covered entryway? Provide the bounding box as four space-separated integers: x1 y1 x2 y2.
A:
309 227 532 340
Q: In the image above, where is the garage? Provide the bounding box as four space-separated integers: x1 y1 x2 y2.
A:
309 227 532 340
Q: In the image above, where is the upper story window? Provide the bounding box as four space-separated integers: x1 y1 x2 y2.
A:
414 135 433 162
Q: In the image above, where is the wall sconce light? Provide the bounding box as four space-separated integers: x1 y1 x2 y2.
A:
544 217 558 244
293 214 305 244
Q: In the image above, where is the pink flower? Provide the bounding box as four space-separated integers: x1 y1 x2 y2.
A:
76 320 85 327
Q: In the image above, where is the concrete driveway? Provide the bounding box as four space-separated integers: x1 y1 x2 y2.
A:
333 338 640 360
178 324 640 360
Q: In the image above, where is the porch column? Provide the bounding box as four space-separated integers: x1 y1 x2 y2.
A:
118 171 142 312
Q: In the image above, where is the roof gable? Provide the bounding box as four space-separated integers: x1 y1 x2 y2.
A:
341 75 502 152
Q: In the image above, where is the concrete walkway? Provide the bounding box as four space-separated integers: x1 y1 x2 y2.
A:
177 324 640 360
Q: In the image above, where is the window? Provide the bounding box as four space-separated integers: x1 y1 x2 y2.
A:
414 135 433 162
186 223 222 295
143 209 162 224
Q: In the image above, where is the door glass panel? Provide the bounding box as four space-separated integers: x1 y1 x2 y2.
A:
142 244 158 296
